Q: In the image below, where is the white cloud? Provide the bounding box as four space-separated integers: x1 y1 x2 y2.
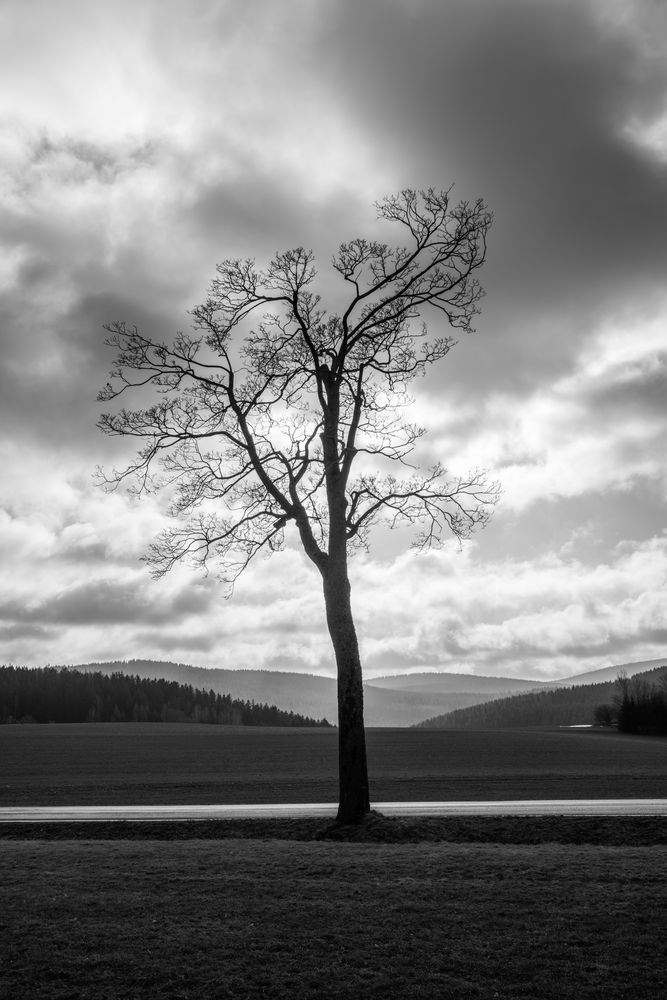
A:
350 534 667 678
412 303 667 513
0 0 392 209
1 434 666 678
625 110 667 163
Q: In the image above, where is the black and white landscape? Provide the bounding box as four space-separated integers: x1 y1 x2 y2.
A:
2 4 667 997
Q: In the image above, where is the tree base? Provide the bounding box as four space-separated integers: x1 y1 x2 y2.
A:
315 809 394 841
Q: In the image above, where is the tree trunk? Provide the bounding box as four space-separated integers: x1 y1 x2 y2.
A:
322 564 371 824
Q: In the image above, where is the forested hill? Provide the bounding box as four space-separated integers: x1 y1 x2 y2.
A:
416 666 667 729
53 659 547 727
0 666 332 727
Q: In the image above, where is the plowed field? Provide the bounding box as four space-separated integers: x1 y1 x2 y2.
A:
1 723 665 805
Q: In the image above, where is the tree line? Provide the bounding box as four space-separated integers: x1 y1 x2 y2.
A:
0 665 332 727
594 671 667 735
416 682 614 729
417 666 667 730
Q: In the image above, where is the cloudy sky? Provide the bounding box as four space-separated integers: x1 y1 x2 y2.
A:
1 0 666 681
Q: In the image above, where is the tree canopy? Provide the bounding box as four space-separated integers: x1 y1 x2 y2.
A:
99 188 496 583
0 665 331 727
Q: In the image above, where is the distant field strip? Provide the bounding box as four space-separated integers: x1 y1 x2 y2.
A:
1 723 666 807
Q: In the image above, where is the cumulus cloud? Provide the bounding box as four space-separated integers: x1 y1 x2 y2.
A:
350 534 667 678
413 303 667 521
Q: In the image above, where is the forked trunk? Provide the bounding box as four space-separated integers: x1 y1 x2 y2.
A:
322 565 370 824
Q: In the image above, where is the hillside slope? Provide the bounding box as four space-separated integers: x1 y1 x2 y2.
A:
548 657 667 687
366 672 544 695
417 665 667 729
57 656 667 727
69 661 339 721
62 660 543 727
0 665 330 726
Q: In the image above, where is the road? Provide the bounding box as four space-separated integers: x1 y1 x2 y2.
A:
1 799 667 822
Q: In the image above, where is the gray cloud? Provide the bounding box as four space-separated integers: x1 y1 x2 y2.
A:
479 484 666 563
189 167 368 263
0 622 57 645
133 630 219 654
1 0 666 676
53 536 111 565
0 578 215 629
311 0 667 393
582 360 667 420
7 0 664 450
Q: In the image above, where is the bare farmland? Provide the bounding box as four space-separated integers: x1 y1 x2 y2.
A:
1 723 665 806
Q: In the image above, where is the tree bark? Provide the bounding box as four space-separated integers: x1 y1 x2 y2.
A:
322 564 371 824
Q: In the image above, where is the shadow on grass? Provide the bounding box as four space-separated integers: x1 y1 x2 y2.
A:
2 810 666 844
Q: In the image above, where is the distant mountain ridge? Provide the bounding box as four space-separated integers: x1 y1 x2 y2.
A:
56 659 548 727
546 658 667 687
367 672 545 695
47 656 665 727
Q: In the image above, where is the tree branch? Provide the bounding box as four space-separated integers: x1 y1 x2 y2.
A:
98 187 495 585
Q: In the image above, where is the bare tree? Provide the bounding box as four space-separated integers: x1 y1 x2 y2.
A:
98 188 498 824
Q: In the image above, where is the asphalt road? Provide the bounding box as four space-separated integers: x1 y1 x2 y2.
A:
2 799 667 822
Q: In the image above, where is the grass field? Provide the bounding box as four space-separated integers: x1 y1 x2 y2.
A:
2 725 666 998
2 839 666 999
1 722 666 805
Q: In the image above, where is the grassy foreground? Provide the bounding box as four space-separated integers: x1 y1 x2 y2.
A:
2 811 667 845
2 837 666 999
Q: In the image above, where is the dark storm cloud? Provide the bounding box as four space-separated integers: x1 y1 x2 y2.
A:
4 0 666 442
189 169 367 261
318 0 667 283
186 164 380 325
0 579 216 629
314 0 667 388
642 628 667 646
582 357 667 420
56 536 111 565
0 287 175 453
2 0 665 676
0 135 366 458
516 629 663 663
133 630 219 654
0 622 56 644
480 483 667 563
0 131 201 453
9 134 161 201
